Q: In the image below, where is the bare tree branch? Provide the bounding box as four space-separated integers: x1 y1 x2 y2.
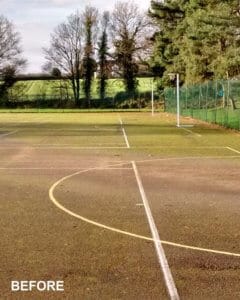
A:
43 11 84 105
110 1 153 93
0 15 26 100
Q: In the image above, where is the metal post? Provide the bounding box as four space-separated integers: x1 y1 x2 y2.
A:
176 73 180 127
151 78 154 116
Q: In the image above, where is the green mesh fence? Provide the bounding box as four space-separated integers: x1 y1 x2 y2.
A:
164 80 240 130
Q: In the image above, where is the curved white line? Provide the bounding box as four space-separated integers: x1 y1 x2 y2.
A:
48 159 240 258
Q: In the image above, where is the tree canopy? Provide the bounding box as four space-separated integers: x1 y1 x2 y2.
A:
43 11 84 105
110 1 151 94
82 6 99 106
0 15 26 99
150 0 240 86
98 11 110 101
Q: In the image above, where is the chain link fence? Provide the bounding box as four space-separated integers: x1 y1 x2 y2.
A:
164 80 240 130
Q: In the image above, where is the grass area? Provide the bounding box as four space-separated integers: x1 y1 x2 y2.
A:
9 77 156 99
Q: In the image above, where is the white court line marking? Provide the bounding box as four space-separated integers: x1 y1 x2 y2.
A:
0 146 127 149
131 161 179 300
119 117 130 148
180 127 202 137
226 146 240 155
0 130 19 138
134 146 223 148
0 167 88 170
136 155 240 165
0 144 230 150
0 167 132 170
130 146 225 149
49 161 240 257
18 128 118 132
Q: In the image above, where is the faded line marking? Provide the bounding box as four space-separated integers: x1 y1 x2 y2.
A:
180 127 201 137
119 117 130 148
133 146 223 149
136 155 240 165
20 128 118 132
0 146 127 150
0 144 233 150
0 142 125 146
0 130 19 138
226 146 240 155
0 144 230 150
48 163 240 257
0 167 132 170
131 161 179 300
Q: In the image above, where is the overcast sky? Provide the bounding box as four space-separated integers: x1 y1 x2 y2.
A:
1 0 151 73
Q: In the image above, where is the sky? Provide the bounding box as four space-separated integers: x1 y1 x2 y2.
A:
0 0 151 73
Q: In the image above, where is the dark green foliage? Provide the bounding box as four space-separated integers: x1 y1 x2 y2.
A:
115 38 139 95
51 67 61 78
149 0 186 88
82 6 98 107
98 11 109 101
150 0 240 85
82 56 97 103
0 66 16 103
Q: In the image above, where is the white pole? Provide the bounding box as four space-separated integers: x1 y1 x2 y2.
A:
151 78 154 116
176 73 180 127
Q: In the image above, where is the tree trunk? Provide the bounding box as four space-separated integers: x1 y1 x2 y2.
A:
229 97 237 110
70 78 77 105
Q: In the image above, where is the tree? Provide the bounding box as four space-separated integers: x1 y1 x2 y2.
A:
110 1 151 95
43 11 84 106
0 15 26 99
149 0 186 87
203 1 240 79
150 0 240 85
97 11 110 101
178 1 227 83
82 6 98 107
176 1 240 83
